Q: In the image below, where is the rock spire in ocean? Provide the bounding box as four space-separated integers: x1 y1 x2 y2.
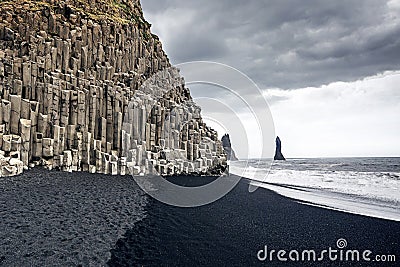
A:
274 136 285 160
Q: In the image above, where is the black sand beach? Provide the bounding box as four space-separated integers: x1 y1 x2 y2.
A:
0 168 148 266
109 175 400 267
1 171 399 266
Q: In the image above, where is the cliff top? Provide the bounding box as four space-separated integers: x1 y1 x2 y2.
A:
0 0 150 26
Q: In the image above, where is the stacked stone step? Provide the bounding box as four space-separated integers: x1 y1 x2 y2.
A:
0 0 227 177
122 67 227 176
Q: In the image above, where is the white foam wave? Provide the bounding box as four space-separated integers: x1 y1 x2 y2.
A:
230 162 400 221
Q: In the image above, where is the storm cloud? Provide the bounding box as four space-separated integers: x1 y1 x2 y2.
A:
141 0 400 157
142 0 400 89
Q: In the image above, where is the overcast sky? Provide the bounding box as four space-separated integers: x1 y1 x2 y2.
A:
141 0 400 158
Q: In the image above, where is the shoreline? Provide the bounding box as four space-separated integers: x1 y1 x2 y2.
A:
0 170 398 266
249 179 400 222
109 175 400 266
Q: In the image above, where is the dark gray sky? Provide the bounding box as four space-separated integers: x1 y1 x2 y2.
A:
141 0 400 157
142 0 400 89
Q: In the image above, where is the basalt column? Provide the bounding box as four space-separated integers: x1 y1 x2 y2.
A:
0 0 227 176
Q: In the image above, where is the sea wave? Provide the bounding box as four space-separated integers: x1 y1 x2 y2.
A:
229 160 400 221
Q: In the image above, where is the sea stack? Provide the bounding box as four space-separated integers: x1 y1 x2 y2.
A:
274 136 285 160
0 0 227 177
221 134 238 161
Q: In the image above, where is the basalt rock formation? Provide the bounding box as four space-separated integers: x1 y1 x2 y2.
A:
0 0 227 177
274 136 285 160
221 133 238 161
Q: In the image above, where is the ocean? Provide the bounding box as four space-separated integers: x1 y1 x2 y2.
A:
1 158 399 265
230 157 400 221
108 157 400 266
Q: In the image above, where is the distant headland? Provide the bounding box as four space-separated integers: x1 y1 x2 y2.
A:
221 134 238 161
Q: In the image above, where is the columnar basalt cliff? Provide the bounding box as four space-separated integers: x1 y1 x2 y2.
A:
0 0 227 176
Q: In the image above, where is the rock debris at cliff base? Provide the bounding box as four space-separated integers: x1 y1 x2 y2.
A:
0 0 227 177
